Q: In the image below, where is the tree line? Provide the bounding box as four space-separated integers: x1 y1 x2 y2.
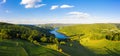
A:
0 22 59 44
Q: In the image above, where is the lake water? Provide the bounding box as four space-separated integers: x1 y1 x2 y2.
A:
50 28 67 39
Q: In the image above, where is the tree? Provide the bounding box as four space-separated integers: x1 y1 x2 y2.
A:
0 34 3 42
28 35 33 42
49 36 54 42
53 38 59 44
33 40 40 45
0 29 10 39
0 33 8 39
113 33 119 41
40 36 47 42
21 34 27 39
58 48 62 52
60 41 66 45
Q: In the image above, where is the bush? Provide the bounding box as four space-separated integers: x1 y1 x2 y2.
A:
70 43 73 47
60 41 66 45
40 37 47 42
58 48 62 52
33 40 40 45
46 44 59 51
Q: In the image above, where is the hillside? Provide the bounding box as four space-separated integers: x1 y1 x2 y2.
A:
58 23 120 56
0 22 57 43
0 22 65 56
0 39 65 56
58 24 120 40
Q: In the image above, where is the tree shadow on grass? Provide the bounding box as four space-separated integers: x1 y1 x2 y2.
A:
104 47 120 56
59 41 96 56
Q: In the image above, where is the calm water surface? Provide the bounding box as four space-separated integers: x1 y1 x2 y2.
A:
50 28 67 39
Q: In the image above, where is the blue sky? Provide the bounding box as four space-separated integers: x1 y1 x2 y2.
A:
0 0 120 24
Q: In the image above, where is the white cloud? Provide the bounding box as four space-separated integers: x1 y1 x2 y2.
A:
34 4 46 8
50 5 59 10
50 4 74 10
20 0 46 8
67 11 90 19
60 4 74 8
0 0 6 4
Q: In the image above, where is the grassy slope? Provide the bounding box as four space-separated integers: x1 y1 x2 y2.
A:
59 41 95 56
58 24 120 56
0 39 65 56
80 38 120 56
59 38 120 56
58 24 117 36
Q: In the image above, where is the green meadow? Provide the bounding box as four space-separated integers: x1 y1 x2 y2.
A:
0 39 65 56
80 38 120 55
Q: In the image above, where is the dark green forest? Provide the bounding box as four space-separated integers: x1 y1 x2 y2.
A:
0 22 66 56
0 22 59 44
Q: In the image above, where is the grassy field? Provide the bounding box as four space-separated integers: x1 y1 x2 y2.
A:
0 39 65 56
80 38 120 56
58 38 120 56
59 41 95 56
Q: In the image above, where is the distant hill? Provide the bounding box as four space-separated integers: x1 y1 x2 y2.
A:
37 23 73 28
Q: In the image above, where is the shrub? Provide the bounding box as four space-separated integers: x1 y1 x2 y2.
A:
60 41 66 45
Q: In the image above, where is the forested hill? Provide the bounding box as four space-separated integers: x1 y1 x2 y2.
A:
58 23 120 41
0 22 56 43
19 24 53 37
0 22 66 56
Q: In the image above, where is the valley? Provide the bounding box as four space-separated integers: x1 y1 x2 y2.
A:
0 22 120 56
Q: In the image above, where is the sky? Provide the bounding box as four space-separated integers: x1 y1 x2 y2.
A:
0 0 120 24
